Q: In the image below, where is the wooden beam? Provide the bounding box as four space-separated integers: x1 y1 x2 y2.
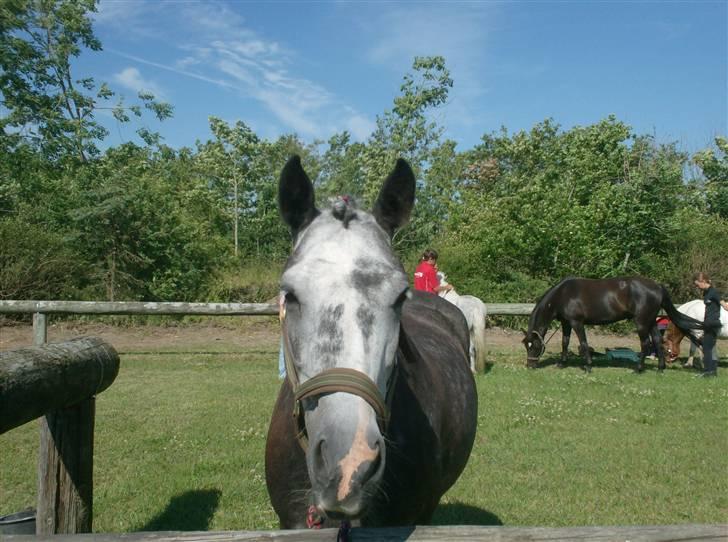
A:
0 301 539 317
0 300 279 316
36 397 95 534
2 523 726 541
33 312 48 345
0 337 119 434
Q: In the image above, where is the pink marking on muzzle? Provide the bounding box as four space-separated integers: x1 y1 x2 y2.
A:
337 404 379 501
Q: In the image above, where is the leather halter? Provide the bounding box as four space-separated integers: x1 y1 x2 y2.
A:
280 304 398 450
526 329 548 362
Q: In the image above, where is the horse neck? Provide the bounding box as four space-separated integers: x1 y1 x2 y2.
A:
529 296 555 335
665 323 683 343
443 288 459 301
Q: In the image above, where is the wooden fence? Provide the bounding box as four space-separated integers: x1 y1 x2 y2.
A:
0 300 536 347
0 337 120 535
5 301 713 540
1 523 726 541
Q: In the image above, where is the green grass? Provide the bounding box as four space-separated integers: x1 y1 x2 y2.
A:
2 339 727 532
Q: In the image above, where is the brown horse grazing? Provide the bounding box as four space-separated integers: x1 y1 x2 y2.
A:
265 156 477 529
663 300 728 365
523 276 705 373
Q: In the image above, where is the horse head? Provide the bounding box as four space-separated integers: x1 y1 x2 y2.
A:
522 329 546 367
662 322 682 362
277 155 415 520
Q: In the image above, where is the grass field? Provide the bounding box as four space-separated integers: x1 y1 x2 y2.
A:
1 329 727 532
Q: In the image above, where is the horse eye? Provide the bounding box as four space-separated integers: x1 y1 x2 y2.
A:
285 291 299 305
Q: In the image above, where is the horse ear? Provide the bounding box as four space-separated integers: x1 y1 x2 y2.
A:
278 155 319 235
372 158 415 236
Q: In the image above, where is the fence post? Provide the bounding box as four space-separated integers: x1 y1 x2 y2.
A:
37 400 95 534
33 312 47 346
31 316 96 534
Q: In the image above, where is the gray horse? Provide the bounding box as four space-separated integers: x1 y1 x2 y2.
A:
437 271 488 372
265 156 477 529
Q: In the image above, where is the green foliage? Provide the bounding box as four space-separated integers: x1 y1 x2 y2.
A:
203 260 283 303
438 116 725 304
0 6 725 310
693 136 728 219
316 131 366 200
0 0 172 161
69 144 225 301
196 117 267 257
346 56 457 253
660 208 728 299
0 214 86 299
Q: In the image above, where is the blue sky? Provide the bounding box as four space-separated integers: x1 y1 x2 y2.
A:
83 0 727 155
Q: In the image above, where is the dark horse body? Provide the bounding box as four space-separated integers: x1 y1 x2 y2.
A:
524 276 704 372
265 156 477 529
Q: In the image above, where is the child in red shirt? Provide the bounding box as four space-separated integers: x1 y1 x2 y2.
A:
414 248 452 294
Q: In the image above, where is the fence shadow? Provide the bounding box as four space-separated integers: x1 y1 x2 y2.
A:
431 502 503 526
139 489 221 531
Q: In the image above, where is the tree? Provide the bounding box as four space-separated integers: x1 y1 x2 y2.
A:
316 131 366 200
69 143 225 301
196 117 269 257
693 136 728 219
441 117 693 301
358 56 456 256
0 0 172 162
363 56 453 202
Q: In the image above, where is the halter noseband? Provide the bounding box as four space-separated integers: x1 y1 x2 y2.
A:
280 304 398 450
526 329 549 362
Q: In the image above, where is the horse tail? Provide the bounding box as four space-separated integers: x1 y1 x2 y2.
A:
472 301 488 373
660 286 703 346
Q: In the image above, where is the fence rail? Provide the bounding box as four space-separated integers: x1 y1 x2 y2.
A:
2 523 726 541
0 300 536 316
0 300 281 316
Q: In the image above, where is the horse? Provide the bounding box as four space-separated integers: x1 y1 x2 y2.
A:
265 156 478 530
522 276 705 372
663 299 728 366
436 271 488 373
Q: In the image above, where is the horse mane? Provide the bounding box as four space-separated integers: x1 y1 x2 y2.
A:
331 195 358 228
529 276 574 331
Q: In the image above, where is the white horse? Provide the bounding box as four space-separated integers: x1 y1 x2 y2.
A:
437 271 487 372
663 299 728 367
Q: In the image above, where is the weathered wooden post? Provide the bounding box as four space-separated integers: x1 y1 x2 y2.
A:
32 312 48 346
0 337 119 534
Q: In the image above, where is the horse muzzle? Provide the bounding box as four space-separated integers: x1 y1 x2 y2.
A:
306 396 386 518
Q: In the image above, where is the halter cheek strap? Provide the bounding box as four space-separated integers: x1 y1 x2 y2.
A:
527 329 557 361
280 304 398 450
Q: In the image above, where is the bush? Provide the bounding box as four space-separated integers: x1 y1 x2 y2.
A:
0 217 88 300
203 260 284 303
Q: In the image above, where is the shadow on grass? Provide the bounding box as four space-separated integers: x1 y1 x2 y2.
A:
535 350 667 372
140 489 221 531
431 502 502 526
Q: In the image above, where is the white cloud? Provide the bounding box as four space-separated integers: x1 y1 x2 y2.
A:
93 1 148 24
98 1 374 140
113 67 166 98
345 113 376 142
176 56 201 69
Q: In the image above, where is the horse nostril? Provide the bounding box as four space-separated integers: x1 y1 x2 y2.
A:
313 438 329 476
355 438 384 487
